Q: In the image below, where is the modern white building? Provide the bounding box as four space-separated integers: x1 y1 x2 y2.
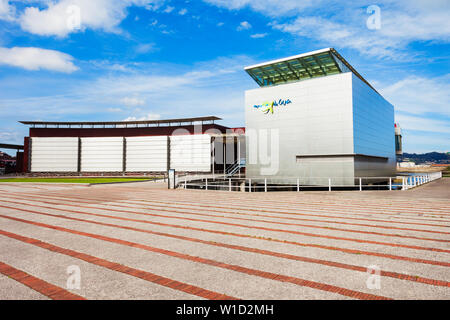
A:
19 48 397 188
20 117 244 175
244 48 396 185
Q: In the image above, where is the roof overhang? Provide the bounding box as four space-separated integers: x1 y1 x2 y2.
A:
20 116 222 128
244 48 332 70
244 48 378 94
0 143 24 150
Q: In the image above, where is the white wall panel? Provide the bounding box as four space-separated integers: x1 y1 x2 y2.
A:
31 137 78 172
126 136 167 172
170 134 211 172
81 137 123 172
245 72 354 183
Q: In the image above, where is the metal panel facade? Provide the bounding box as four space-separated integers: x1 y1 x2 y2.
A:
126 136 167 172
245 71 396 185
170 134 211 172
245 72 354 185
31 137 78 172
81 137 123 172
352 74 396 177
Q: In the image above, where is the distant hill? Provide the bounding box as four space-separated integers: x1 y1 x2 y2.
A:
401 152 450 164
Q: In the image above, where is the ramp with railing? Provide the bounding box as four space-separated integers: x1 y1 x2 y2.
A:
175 171 443 192
225 158 246 177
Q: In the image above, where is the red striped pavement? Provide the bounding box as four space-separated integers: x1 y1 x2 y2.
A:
0 214 392 300
0 261 86 300
1 205 449 268
0 230 236 300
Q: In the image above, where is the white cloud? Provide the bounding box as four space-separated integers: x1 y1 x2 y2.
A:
379 11 450 43
178 8 187 15
0 0 15 21
271 16 403 59
203 0 315 17
237 21 251 31
381 75 450 116
0 55 255 149
206 0 450 59
107 107 122 112
84 55 254 99
250 33 267 38
398 130 449 153
0 47 78 72
0 55 254 124
379 74 450 151
217 22 224 27
135 43 157 54
163 6 174 13
19 0 165 37
0 129 25 154
123 113 161 121
395 114 450 134
120 96 146 107
88 60 143 73
377 0 450 43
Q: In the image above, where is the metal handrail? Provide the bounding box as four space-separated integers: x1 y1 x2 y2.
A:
225 158 246 177
225 158 245 177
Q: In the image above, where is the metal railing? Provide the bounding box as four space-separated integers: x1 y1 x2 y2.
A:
400 171 442 190
225 158 246 177
176 171 442 192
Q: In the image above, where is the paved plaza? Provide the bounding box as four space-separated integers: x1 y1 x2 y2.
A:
0 179 449 300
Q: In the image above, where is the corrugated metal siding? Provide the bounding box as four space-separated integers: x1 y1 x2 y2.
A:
170 134 211 172
126 136 167 172
81 137 123 172
31 137 78 172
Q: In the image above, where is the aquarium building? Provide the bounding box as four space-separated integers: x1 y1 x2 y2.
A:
244 48 396 185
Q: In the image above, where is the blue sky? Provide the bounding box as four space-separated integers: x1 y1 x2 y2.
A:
0 0 449 155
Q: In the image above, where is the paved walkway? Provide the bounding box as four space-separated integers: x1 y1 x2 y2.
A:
0 179 448 300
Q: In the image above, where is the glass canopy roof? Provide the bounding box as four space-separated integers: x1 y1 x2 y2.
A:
245 48 378 93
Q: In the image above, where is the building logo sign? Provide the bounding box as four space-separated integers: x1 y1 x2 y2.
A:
253 99 292 114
